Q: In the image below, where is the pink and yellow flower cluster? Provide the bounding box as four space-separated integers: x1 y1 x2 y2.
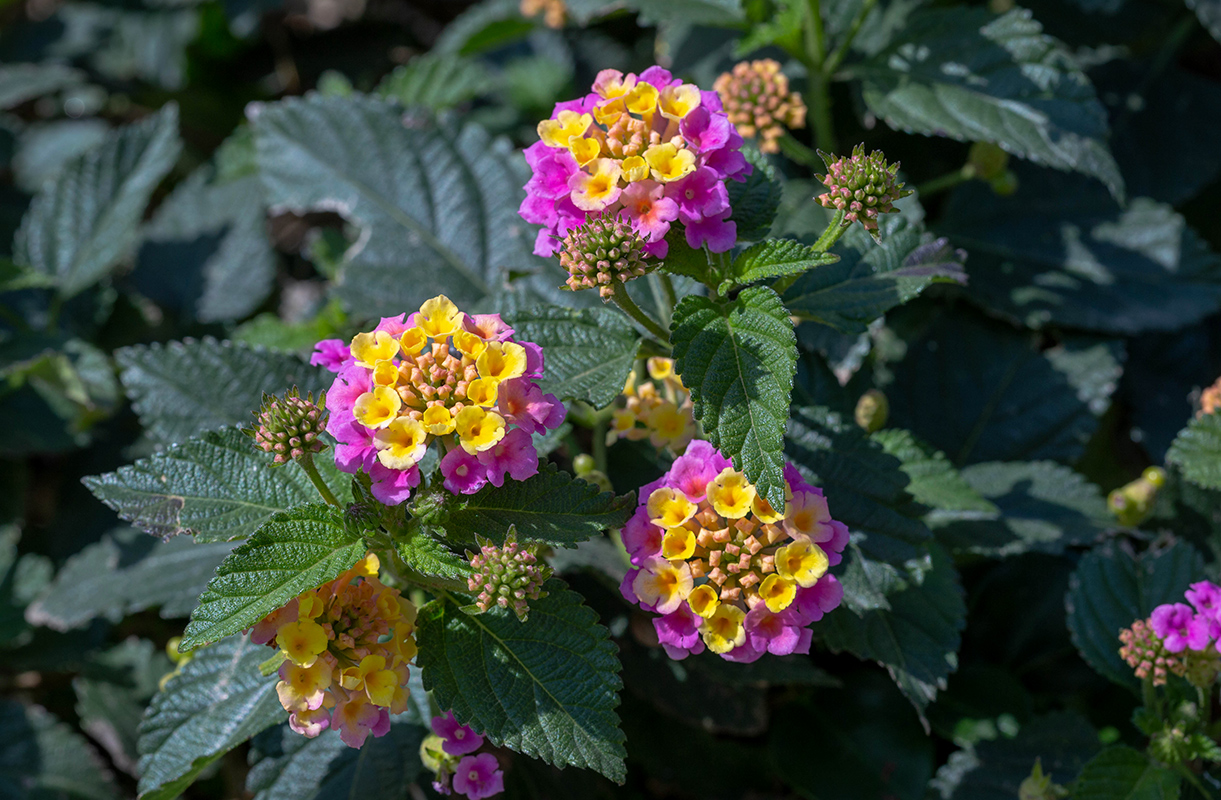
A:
620 441 848 662
311 295 565 505
251 554 417 748
422 711 505 799
607 357 697 454
519 66 751 259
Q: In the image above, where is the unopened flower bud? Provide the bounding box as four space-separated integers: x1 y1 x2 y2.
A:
559 215 653 299
967 142 1009 181
1108 467 1165 528
815 144 912 239
248 388 328 466
1018 759 1068 800
854 389 888 433
466 529 552 622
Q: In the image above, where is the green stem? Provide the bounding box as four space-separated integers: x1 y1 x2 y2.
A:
660 273 678 314
772 209 845 296
297 452 342 508
611 281 671 343
915 167 972 198
803 0 837 154
592 416 608 475
1176 764 1216 799
779 131 821 167
823 0 876 75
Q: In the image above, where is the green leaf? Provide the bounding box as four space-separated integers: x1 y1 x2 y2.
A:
1167 413 1221 490
500 305 641 408
82 427 352 542
422 463 633 548
671 286 796 509
888 308 1123 465
251 94 542 318
1187 0 1221 42
930 462 1110 558
0 258 55 291
26 528 235 631
246 720 425 800
0 62 85 109
180 504 364 652
1072 746 1180 800
871 429 996 517
376 52 493 111
73 639 172 776
417 579 626 781
114 337 330 446
0 701 118 800
725 150 783 243
721 239 838 295
14 103 181 297
397 531 472 582
0 526 52 648
786 406 933 567
857 7 1123 198
1066 541 1205 690
818 542 965 716
137 635 285 800
944 166 1221 334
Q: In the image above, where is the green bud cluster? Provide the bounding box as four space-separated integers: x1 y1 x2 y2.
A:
248 388 328 466
815 144 912 237
559 215 651 299
467 530 552 622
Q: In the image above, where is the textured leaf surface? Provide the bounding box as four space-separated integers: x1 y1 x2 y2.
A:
888 309 1122 465
181 504 364 651
14 103 181 296
83 427 352 542
115 338 330 446
424 464 633 547
944 167 1221 334
818 543 965 715
396 531 471 582
0 701 118 800
858 7 1122 197
930 461 1109 557
417 580 626 781
0 62 85 109
871 429 995 517
501 305 640 408
671 286 796 509
376 52 491 111
1073 746 1180 800
1167 413 1221 490
1066 542 1204 690
252 94 542 318
722 238 837 294
137 636 284 800
26 528 235 631
725 150 782 242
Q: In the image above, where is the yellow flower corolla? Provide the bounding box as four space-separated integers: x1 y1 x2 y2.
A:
453 330 486 359
422 405 455 435
350 330 399 367
354 386 402 429
399 327 428 355
632 557 692 615
784 489 833 540
647 357 674 380
701 604 747 654
593 101 624 127
277 619 329 667
752 494 784 524
455 406 506 453
621 155 649 183
647 401 693 449
775 536 829 588
417 295 464 339
687 584 720 618
758 574 796 613
276 660 332 712
644 143 696 183
298 591 325 619
374 416 429 469
569 136 602 167
593 69 636 100
466 378 499 408
571 158 624 210
352 553 380 577
661 527 696 561
708 468 757 519
340 654 399 707
625 82 660 115
372 360 398 387
647 487 697 528
611 408 637 434
538 110 592 148
658 84 701 120
476 341 528 383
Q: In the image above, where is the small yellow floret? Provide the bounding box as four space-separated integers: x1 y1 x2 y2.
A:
661 527 696 561
353 553 380 576
372 360 398 387
476 341 528 383
455 406 506 453
647 357 674 380
297 591 325 619
350 330 399 367
708 468 757 519
466 378 499 408
632 558 693 615
354 386 402 429
453 330 486 359
374 416 429 469
400 327 428 355
752 494 785 524
701 604 746 654
422 405 455 435
775 536 829 588
571 158 624 211
644 143 696 183
417 295 463 339
759 574 796 613
621 155 649 183
593 100 624 127
569 136 602 166
687 584 720 618
625 82 659 114
658 83 702 120
647 487 697 528
276 660 331 712
277 619 329 667
538 110 592 148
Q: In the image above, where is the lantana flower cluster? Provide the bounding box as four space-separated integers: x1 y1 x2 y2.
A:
1120 618 1187 686
1129 580 1221 687
467 530 552 622
620 441 849 662
311 295 565 505
421 711 505 799
251 554 418 748
520 66 751 259
713 59 806 155
607 357 697 455
1199 375 1221 418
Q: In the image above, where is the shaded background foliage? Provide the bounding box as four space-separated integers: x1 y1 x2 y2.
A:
2 0 1221 797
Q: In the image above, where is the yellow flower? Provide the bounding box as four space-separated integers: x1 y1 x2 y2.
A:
646 401 694 450
277 619 329 667
476 341 528 383
399 327 428 355
644 143 696 183
647 487 697 528
339 655 399 707
775 536 829 588
455 406 506 453
354 386 402 429
687 584 720 618
276 660 332 712
593 100 624 127
611 408 638 433
758 574 796 613
658 83 701 120
621 155 649 183
466 378 499 408
708 468 756 519
593 68 636 100
538 109 592 148
453 330 486 359
371 360 398 387
625 82 659 114
661 527 696 560
422 405 455 435
784 489 834 540
350 330 399 367
417 295 464 339
297 591 325 619
569 136 601 166
374 416 429 470
701 604 746 654
571 158 624 211
352 553 380 577
646 357 674 380
752 494 784 524
632 557 693 615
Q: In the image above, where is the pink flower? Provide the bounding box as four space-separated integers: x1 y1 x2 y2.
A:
497 379 565 435
522 342 545 379
369 462 420 505
780 575 844 627
654 605 705 660
452 753 504 800
1152 603 1198 653
666 167 729 224
477 428 539 487
621 507 662 565
325 363 371 436
705 127 752 181
332 421 377 474
524 142 579 200
310 339 350 372
431 710 485 756
683 214 737 252
333 695 391 748
442 447 490 495
1187 580 1221 617
619 180 679 242
679 107 732 154
464 314 514 342
639 65 679 89
745 606 813 656
668 440 728 502
373 314 409 337
288 706 331 738
250 600 298 645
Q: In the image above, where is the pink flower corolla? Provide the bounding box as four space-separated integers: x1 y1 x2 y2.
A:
619 181 679 242
334 693 391 748
452 753 505 800
441 448 490 495
497 379 565 435
654 603 706 660
311 339 351 372
431 711 485 756
477 428 539 487
1151 603 1200 653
